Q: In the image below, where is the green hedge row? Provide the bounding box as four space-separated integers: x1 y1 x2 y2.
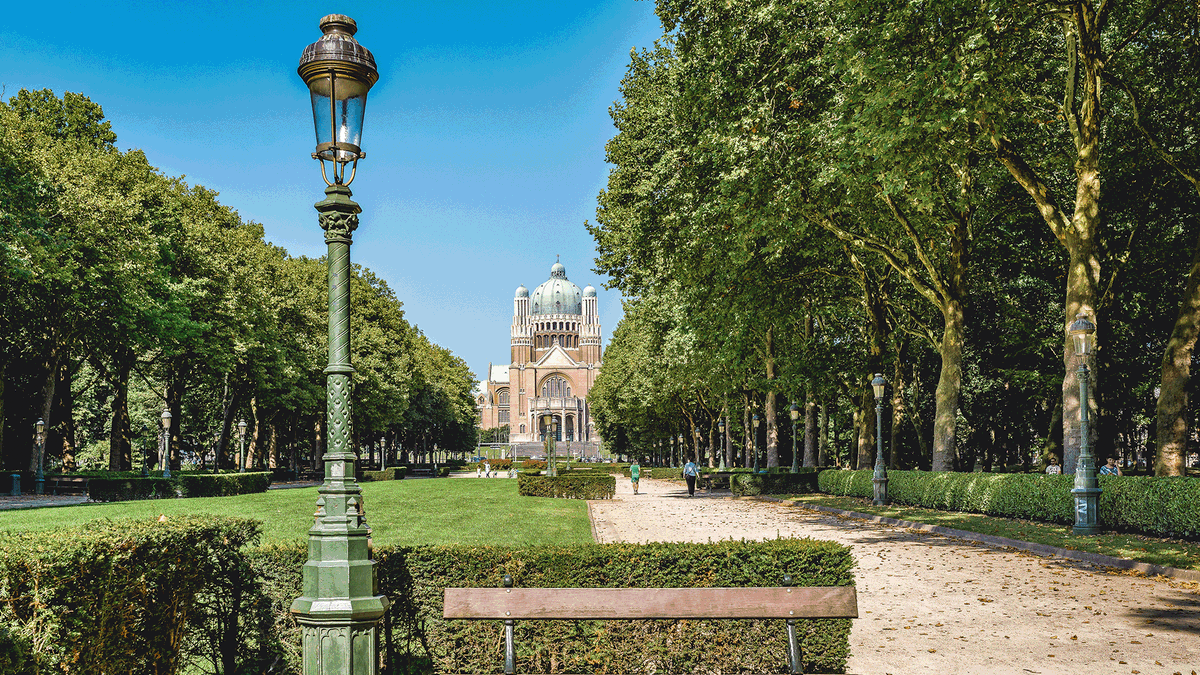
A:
87 472 272 502
731 471 819 496
256 539 855 675
517 473 617 499
818 469 1200 539
0 516 272 674
360 467 407 481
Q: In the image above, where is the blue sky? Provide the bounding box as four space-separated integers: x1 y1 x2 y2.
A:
1 1 664 383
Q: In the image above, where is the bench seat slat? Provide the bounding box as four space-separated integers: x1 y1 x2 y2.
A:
443 586 857 620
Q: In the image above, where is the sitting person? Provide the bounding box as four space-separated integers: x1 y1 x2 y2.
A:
1099 456 1123 476
1045 457 1062 474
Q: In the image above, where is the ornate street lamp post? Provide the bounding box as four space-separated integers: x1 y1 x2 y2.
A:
237 419 248 473
718 418 727 470
34 418 45 495
752 414 761 473
789 402 801 474
871 375 889 505
141 424 151 477
676 433 683 468
290 15 388 674
694 426 702 468
1069 313 1101 535
160 409 172 479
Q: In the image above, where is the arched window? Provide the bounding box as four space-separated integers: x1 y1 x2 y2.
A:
543 375 570 398
497 389 509 406
520 424 526 433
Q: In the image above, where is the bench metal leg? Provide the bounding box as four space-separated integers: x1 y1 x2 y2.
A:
505 619 515 675
786 618 802 674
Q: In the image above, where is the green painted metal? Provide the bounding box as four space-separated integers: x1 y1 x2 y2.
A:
1072 362 1102 535
291 183 389 674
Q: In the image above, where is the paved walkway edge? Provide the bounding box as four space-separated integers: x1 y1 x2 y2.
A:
754 497 1200 582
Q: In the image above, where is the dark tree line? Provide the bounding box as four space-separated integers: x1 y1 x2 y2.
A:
0 89 478 474
588 0 1200 477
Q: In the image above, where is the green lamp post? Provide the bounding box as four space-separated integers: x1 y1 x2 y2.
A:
871 374 889 505
752 414 761 473
694 426 702 468
290 14 388 675
34 418 45 495
1069 313 1101 535
676 433 683 468
717 418 727 470
237 419 247 473
789 402 800 474
160 408 172 479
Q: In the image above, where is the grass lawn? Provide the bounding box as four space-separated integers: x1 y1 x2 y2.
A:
0 479 593 547
778 493 1200 571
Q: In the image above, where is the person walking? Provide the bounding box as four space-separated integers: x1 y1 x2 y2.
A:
683 457 699 497
484 461 492 478
630 459 641 495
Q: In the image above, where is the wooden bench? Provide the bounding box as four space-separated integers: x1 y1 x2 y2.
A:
443 575 857 674
47 476 88 496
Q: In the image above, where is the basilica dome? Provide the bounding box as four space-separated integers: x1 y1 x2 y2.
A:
530 262 582 315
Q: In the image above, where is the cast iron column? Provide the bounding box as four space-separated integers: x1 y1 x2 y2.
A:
1071 360 1101 534
290 184 389 674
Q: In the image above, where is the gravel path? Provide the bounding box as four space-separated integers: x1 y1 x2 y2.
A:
589 477 1200 674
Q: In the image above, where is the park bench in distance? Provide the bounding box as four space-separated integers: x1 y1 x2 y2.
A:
443 575 858 675
48 476 88 496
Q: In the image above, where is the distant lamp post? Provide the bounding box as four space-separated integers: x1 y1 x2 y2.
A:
142 424 151 477
290 14 387 675
1069 313 1101 535
237 419 248 473
160 408 172 479
694 426 702 467
717 418 727 470
871 374 889 505
752 414 761 473
677 433 683 468
380 434 387 470
789 402 801 474
34 418 46 495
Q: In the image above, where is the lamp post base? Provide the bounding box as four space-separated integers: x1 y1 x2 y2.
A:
872 477 888 506
1071 487 1102 535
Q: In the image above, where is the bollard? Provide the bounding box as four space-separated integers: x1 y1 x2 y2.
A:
10 473 20 496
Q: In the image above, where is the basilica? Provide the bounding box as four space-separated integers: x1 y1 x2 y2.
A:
478 261 601 444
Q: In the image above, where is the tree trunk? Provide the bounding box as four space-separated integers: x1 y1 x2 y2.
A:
166 360 189 472
50 360 76 471
803 385 817 468
817 403 829 466
856 389 874 470
108 359 132 471
1154 229 1200 476
0 362 5 470
742 393 752 467
763 326 779 468
889 357 907 469
932 299 965 471
246 397 259 469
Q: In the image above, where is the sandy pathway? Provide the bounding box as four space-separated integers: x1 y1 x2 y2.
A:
589 477 1200 675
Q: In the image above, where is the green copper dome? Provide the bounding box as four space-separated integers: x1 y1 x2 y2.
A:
530 262 582 315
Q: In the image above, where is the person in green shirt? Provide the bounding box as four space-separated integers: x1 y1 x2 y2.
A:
630 459 641 495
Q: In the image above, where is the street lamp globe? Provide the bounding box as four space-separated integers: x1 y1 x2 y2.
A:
789 403 800 423
872 374 887 400
298 14 379 186
1069 313 1096 356
36 418 45 435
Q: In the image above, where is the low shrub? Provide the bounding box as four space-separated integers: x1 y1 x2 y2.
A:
518 473 616 499
731 471 819 496
254 539 856 675
87 476 177 501
818 469 1200 539
177 472 272 497
522 459 547 470
0 516 277 674
360 467 403 481
87 472 272 502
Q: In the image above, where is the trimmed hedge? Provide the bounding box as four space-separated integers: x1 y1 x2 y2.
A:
731 470 819 496
254 539 855 675
360 467 406 481
87 472 272 502
517 472 617 499
818 469 1200 539
468 459 513 471
0 516 274 674
521 459 547 470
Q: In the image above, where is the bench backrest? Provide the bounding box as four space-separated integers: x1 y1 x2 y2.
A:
443 586 857 620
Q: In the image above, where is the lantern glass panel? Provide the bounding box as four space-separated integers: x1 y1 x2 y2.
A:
310 76 369 162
